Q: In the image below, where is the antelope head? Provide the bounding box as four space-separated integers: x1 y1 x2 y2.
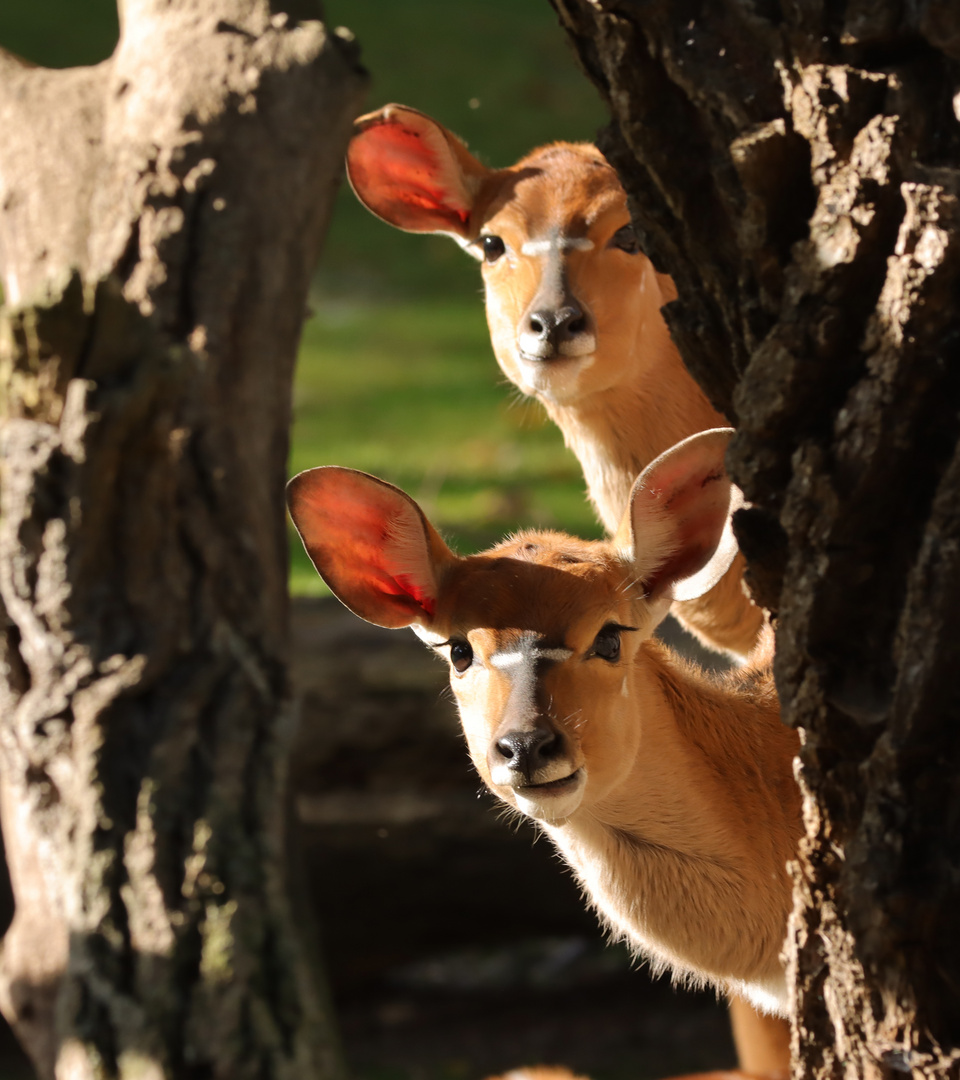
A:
288 429 738 825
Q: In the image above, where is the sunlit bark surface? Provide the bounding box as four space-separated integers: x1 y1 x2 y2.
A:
0 2 366 1077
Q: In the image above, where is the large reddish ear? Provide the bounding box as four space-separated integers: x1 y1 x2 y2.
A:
286 467 456 629
616 428 741 602
346 104 491 240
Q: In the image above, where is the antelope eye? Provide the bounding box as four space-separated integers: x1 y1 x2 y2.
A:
591 625 622 662
482 235 506 263
449 639 474 673
609 224 639 255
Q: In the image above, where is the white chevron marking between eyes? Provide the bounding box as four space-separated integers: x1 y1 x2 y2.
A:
521 237 594 256
489 636 572 727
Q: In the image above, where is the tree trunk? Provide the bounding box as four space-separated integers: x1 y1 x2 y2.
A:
550 2 960 1077
0 2 366 1077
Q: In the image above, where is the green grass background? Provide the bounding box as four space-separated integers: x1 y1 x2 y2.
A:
0 0 609 596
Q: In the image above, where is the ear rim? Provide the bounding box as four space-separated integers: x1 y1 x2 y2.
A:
286 466 456 630
346 103 491 241
620 427 740 603
669 484 743 602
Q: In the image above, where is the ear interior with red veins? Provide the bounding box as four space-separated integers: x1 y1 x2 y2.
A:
346 104 489 238
286 467 453 629
622 428 740 602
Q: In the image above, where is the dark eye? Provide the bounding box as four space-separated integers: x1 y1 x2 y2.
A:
609 224 639 255
450 639 474 673
481 235 506 263
591 625 622 662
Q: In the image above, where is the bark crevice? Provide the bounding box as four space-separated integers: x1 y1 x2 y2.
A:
550 1 960 1075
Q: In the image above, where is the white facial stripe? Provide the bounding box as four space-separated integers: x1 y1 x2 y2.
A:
488 635 573 733
539 646 573 662
490 643 572 667
496 635 538 728
520 237 594 256
490 651 524 669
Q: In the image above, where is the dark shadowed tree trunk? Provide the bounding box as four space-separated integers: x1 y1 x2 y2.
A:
0 1 366 1077
551 2 960 1077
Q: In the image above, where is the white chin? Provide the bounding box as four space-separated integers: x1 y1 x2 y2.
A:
509 773 586 823
515 354 594 404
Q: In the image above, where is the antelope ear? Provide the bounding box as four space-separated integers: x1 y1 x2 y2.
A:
617 428 741 602
286 467 455 629
346 104 490 240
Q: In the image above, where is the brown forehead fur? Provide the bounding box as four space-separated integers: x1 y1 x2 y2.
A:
513 141 610 171
434 530 635 637
473 143 624 235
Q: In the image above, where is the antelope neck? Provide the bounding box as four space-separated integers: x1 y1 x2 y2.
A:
543 370 723 534
536 647 796 1014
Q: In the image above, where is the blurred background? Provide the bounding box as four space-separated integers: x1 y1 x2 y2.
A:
0 4 735 1079
294 0 611 590
0 0 609 589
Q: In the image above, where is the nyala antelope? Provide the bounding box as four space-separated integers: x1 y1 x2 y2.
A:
346 104 764 661
346 105 787 1075
287 430 801 1080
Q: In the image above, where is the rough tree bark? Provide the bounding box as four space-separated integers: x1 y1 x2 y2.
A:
0 2 366 1077
550 2 960 1078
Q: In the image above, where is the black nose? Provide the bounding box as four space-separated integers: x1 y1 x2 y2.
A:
494 729 562 778
523 304 588 357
